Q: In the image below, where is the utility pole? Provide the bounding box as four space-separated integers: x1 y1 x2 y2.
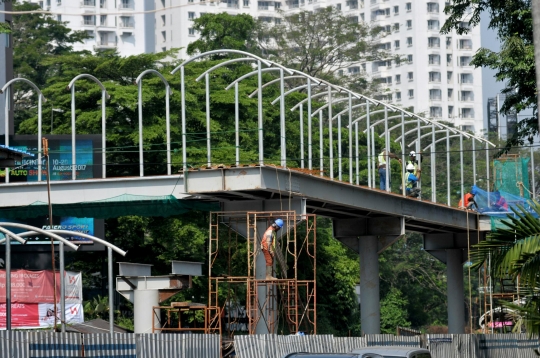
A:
532 0 540 131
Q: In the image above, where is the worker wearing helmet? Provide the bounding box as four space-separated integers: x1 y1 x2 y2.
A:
407 151 421 176
262 218 283 280
405 163 421 197
458 186 478 210
378 148 402 191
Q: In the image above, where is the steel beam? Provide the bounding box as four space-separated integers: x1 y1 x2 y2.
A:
423 232 482 264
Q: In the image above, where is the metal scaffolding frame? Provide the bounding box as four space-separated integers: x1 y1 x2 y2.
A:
208 211 317 336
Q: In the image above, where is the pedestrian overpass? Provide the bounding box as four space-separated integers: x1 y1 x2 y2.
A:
0 49 514 335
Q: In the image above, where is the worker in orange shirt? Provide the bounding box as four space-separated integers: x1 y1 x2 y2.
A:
458 186 478 210
261 218 283 280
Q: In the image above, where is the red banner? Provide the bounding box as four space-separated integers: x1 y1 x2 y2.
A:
0 303 84 329
0 270 82 303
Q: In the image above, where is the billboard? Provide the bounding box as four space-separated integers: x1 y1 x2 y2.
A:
0 135 104 251
0 269 84 329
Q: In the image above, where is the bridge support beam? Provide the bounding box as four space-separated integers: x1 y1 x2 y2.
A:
423 232 484 334
333 217 405 334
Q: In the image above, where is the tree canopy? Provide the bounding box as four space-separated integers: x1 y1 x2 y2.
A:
442 0 537 149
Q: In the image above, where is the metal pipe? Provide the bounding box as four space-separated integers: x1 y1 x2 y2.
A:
384 106 390 193
257 61 264 165
460 134 464 206
60 241 65 332
338 114 342 181
165 85 171 176
417 120 421 193
401 112 405 196
532 145 536 200
108 246 114 335
235 83 239 166
300 103 304 168
348 94 353 183
38 93 42 182
355 122 359 185
447 129 451 205
71 84 76 180
431 123 436 202
328 86 333 179
472 139 476 186
6 234 10 330
486 143 490 207
206 73 211 167
307 79 312 170
101 90 107 178
181 66 187 171
280 68 286 167
319 111 323 176
366 102 371 188
137 80 144 176
371 127 376 188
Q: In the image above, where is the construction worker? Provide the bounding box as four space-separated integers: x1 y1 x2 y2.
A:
458 186 478 210
405 163 421 197
491 190 509 211
262 218 283 280
378 148 402 191
407 151 421 176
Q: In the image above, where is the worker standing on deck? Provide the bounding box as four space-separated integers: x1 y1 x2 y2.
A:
262 218 283 280
407 151 421 176
378 148 401 191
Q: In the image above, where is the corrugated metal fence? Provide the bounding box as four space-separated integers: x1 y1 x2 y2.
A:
1 331 538 358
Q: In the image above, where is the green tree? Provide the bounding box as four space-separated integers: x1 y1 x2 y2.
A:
187 13 257 56
380 287 411 334
442 0 537 149
469 200 540 334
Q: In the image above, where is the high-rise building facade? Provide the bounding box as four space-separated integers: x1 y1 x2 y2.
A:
29 0 484 132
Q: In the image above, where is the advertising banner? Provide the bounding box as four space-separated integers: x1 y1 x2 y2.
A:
0 270 82 303
0 270 84 329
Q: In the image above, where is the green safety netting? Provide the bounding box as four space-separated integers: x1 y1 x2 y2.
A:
493 157 531 199
0 194 219 219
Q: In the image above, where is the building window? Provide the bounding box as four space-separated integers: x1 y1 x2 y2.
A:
429 72 441 83
83 15 95 25
429 89 442 101
428 54 440 65
188 11 195 19
407 54 413 63
393 5 398 14
336 3 341 10
348 0 358 9
396 92 401 101
447 71 453 83
83 0 95 6
460 90 474 102
243 0 249 5
459 39 473 50
86 30 94 38
427 2 439 13
460 73 474 84
275 1 281 8
428 37 440 48
395 74 401 84
338 69 344 76
446 37 452 49
461 108 474 119
394 40 400 49
430 107 442 118
448 106 454 117
406 19 412 29
407 72 413 81
406 37 412 47
427 20 439 31
188 0 194 2
275 17 281 24
405 2 411 11
57 0 62 5
447 54 452 66
189 28 195 36
408 89 414 99
161 31 166 42
393 23 399 32
459 56 472 66
161 15 166 25
348 66 360 74
448 88 453 99
99 0 105 7
57 14 62 22
120 0 131 9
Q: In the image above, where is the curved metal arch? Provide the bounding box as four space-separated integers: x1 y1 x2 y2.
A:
0 223 79 250
409 129 451 148
171 49 272 74
425 134 462 151
287 88 336 109
1 77 47 183
67 74 110 180
225 67 282 90
395 124 438 143
135 69 172 176
310 96 358 118
363 114 405 132
249 75 309 97
195 57 257 82
332 102 367 121
0 227 27 244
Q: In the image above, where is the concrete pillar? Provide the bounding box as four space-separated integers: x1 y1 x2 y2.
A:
133 289 160 334
359 235 380 334
446 249 465 333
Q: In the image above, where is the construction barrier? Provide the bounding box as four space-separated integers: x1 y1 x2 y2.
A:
0 331 538 357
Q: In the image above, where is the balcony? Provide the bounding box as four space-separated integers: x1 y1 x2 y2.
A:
118 2 134 9
81 20 96 27
81 0 95 6
94 40 117 49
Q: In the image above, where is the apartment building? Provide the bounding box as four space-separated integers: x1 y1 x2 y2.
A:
31 0 483 132
33 0 155 55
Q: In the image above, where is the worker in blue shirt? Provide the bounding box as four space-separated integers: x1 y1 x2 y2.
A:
405 163 421 197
